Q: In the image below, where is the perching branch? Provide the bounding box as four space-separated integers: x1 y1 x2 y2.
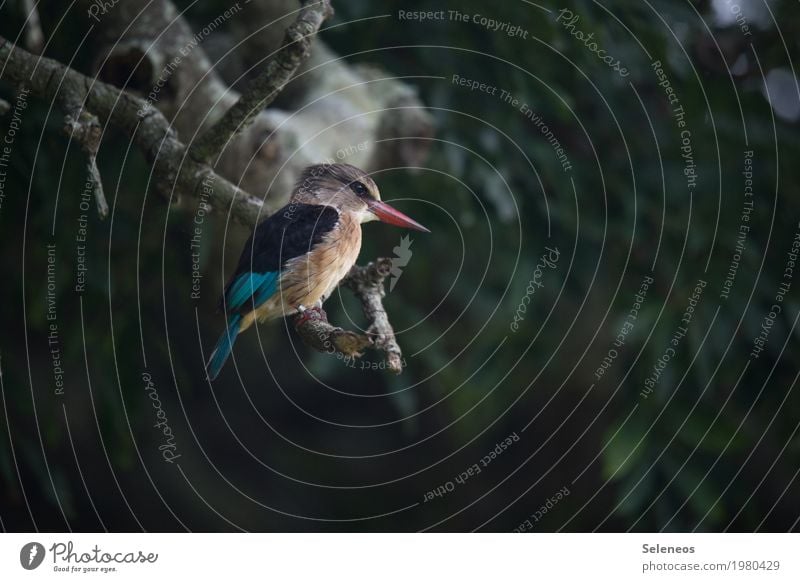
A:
288 259 404 374
188 0 333 162
292 308 373 358
0 19 407 372
343 259 404 373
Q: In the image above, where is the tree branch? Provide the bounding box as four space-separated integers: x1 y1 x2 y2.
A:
92 0 433 215
289 259 404 374
292 308 373 358
188 0 333 162
0 36 262 225
0 27 406 372
343 259 404 374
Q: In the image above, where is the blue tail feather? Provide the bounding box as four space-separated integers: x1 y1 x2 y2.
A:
206 313 242 380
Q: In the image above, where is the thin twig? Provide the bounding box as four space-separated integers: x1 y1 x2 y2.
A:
21 0 44 54
64 109 109 218
188 0 333 162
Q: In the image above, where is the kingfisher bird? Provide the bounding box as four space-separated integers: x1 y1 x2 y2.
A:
205 163 429 380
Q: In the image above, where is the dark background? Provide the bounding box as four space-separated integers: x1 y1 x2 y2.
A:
1 0 799 531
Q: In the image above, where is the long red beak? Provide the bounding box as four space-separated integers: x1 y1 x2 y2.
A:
369 200 430 232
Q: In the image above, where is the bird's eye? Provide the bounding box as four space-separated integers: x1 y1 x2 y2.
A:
350 181 369 197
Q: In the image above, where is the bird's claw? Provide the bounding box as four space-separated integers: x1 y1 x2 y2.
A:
294 304 327 327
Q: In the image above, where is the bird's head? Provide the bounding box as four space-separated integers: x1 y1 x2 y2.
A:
291 163 429 232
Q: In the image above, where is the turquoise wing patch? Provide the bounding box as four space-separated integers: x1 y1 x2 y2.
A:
226 271 279 312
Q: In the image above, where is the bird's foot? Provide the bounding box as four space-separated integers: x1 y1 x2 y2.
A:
294 304 327 327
